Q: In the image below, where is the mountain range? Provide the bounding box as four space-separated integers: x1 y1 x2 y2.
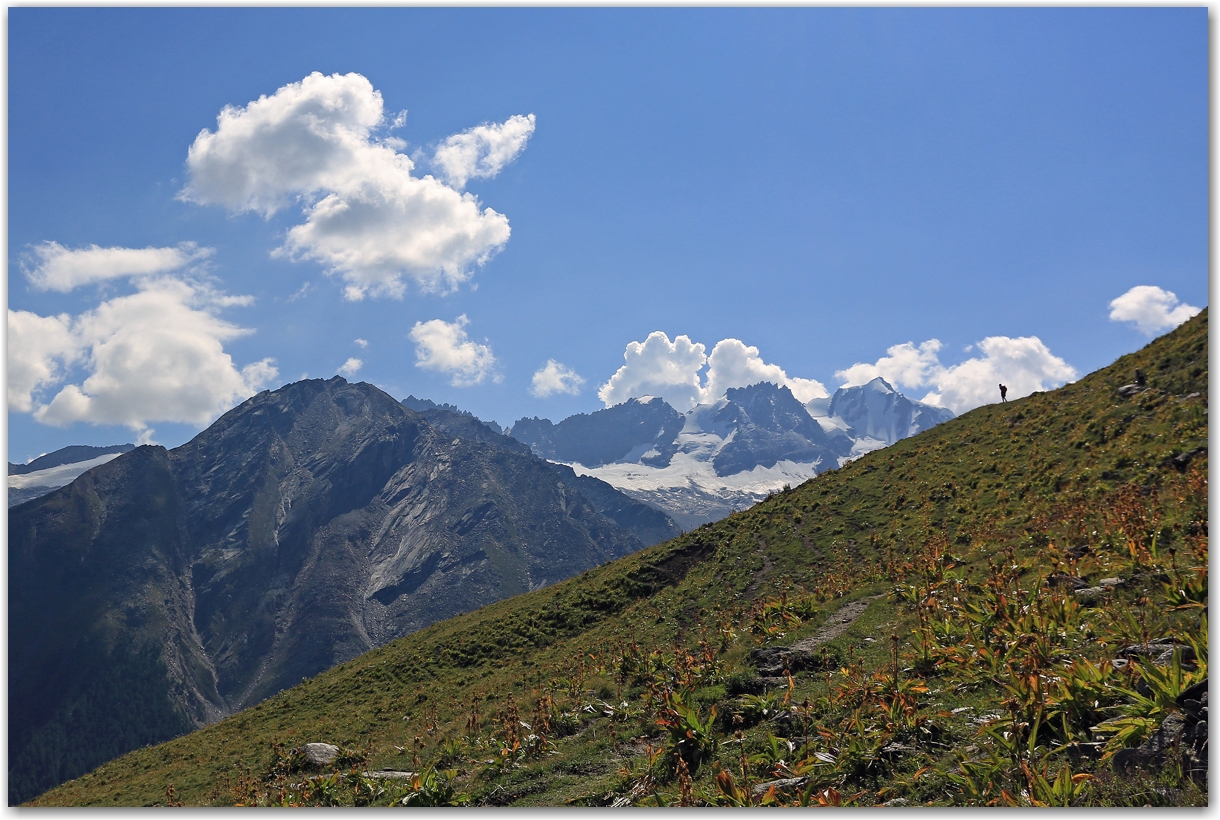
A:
508 378 953 528
28 308 1207 808
8 377 678 803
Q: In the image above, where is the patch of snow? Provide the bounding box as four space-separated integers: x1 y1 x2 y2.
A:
682 398 732 437
562 445 821 528
618 441 660 463
849 436 888 458
804 396 832 417
8 453 125 491
814 415 852 433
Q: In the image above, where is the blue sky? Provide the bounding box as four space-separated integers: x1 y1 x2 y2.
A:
7 8 1207 464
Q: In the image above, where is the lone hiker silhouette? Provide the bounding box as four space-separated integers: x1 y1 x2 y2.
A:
999 383 1008 402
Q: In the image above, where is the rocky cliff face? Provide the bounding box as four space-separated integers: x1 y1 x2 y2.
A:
9 377 664 802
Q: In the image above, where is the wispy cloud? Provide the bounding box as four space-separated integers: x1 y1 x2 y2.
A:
23 241 212 292
432 114 536 190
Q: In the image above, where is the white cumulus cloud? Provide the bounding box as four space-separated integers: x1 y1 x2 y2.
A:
338 357 363 378
182 71 528 301
598 332 708 410
597 332 825 410
530 359 585 398
835 339 944 390
432 114 536 190
408 315 496 386
837 335 1076 415
22 241 212 292
8 310 78 412
277 174 510 300
18 277 277 431
921 336 1076 413
703 339 829 404
1108 285 1202 336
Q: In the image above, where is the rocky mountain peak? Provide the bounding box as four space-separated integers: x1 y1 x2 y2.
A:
9 376 676 802
827 378 954 447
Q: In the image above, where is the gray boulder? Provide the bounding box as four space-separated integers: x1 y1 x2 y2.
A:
302 743 341 768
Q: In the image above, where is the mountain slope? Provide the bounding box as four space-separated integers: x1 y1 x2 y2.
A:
9 377 661 804
32 310 1208 807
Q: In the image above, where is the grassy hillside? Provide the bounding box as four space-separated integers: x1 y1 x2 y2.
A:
33 311 1207 807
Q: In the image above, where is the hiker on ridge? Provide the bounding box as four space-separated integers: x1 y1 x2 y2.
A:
999 383 1008 402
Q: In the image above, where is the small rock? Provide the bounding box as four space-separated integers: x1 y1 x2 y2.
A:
1066 544 1091 559
883 798 910 807
1047 572 1088 590
768 710 801 733
751 776 809 798
363 770 416 780
1116 384 1145 398
1177 680 1208 717
1097 577 1125 588
749 646 821 676
1119 639 1194 667
1074 586 1109 605
1163 447 1207 473
302 742 341 768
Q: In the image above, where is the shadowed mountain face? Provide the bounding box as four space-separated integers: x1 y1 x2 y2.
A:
9 377 664 803
405 399 681 548
509 398 686 468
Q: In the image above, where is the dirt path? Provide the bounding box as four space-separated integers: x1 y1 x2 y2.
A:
790 594 885 652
